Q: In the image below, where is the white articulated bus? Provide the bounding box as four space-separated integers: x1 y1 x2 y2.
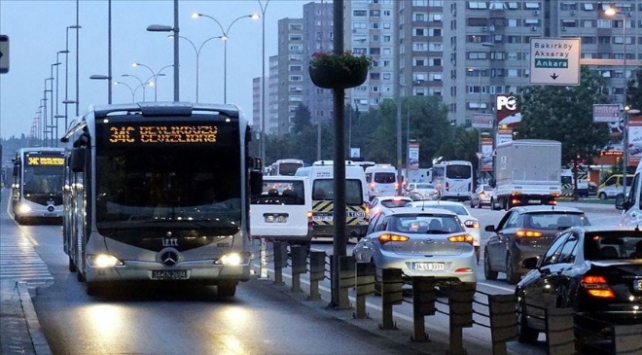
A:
431 160 473 201
61 102 263 297
11 147 65 224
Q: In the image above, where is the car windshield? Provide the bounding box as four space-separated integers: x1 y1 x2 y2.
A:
524 212 589 230
381 199 411 208
415 184 434 189
584 232 642 260
391 214 464 234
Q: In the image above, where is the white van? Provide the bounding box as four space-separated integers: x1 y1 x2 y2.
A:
250 176 312 247
364 164 398 200
616 162 642 225
297 160 370 240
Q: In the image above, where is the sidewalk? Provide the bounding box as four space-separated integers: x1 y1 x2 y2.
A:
0 190 53 355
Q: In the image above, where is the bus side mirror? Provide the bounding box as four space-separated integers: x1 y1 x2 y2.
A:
70 148 85 173
250 170 263 196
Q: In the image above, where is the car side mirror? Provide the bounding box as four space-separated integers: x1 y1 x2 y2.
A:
488 179 496 188
484 225 495 232
250 170 263 197
521 257 539 270
615 193 629 210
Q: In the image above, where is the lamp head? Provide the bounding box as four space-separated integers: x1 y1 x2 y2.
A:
191 12 202 19
132 62 139 67
251 14 260 20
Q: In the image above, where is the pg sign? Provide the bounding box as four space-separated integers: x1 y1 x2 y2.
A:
530 38 580 86
0 35 8 74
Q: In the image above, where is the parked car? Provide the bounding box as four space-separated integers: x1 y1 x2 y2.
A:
470 184 494 208
484 205 590 284
404 182 439 201
368 196 413 219
515 226 642 347
353 207 477 287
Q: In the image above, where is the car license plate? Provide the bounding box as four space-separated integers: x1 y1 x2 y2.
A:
635 279 642 291
43 212 57 217
313 215 333 221
412 262 445 271
528 200 541 204
151 270 189 280
264 215 288 223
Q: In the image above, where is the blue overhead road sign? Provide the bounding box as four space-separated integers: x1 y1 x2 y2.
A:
0 35 8 74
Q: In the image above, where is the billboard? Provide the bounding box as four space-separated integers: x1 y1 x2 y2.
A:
481 137 493 172
408 141 419 170
472 113 494 129
593 104 620 123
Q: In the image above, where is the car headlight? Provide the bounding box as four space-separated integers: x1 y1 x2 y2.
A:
18 204 32 214
87 254 124 268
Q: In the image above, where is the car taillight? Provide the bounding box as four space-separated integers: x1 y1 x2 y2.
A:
370 182 375 189
378 234 409 244
581 275 615 298
464 220 479 228
480 191 486 196
365 206 370 215
307 211 313 228
448 234 474 243
515 230 542 237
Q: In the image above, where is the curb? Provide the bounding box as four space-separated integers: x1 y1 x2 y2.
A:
16 282 52 355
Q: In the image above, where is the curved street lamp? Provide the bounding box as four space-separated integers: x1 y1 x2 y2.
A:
168 34 223 102
192 12 259 103
113 81 136 102
122 74 147 101
132 62 173 101
604 4 630 194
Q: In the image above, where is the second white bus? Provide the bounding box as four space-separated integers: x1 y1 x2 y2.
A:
431 160 473 201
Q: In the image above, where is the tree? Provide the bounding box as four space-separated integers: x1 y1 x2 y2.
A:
291 104 312 134
517 66 612 165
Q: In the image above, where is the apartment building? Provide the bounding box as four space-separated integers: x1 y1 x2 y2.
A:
254 0 642 135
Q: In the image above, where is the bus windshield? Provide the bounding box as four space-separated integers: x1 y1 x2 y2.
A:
22 155 64 204
446 165 472 179
278 162 303 176
95 145 241 232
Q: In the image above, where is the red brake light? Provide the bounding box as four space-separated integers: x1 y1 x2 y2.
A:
516 230 542 238
480 191 485 196
379 234 409 244
448 234 474 243
581 275 616 298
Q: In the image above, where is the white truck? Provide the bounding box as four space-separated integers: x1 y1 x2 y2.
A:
490 139 562 210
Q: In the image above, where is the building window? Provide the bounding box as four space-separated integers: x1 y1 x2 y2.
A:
289 75 302 81
524 2 540 10
383 73 391 80
289 65 302 72
353 10 367 16
383 35 392 42
414 13 425 21
507 2 519 9
370 73 381 80
415 28 425 36
468 2 488 9
289 34 302 41
432 14 443 21
289 24 302 31
370 10 381 16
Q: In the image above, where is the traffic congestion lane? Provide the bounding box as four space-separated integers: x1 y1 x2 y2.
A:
303 200 624 355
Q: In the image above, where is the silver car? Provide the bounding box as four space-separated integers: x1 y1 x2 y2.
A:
353 207 477 286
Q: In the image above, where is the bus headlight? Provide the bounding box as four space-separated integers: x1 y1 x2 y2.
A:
87 254 124 268
17 204 32 214
215 252 249 266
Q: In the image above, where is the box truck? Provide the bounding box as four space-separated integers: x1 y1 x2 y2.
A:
490 139 562 210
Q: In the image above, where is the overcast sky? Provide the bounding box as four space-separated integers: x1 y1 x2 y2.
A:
0 0 312 139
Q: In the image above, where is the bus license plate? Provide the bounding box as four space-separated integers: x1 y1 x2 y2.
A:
412 262 445 271
151 270 189 280
635 279 642 291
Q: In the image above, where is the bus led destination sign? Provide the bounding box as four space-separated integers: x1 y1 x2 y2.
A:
108 125 218 144
26 156 64 166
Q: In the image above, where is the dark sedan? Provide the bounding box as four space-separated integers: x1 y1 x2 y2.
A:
515 226 642 348
483 205 590 284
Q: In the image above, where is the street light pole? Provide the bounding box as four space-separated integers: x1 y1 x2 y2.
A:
605 5 629 195
64 25 80 133
122 74 146 101
258 0 270 166
132 62 172 101
170 35 221 102
113 81 136 102
193 13 259 104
